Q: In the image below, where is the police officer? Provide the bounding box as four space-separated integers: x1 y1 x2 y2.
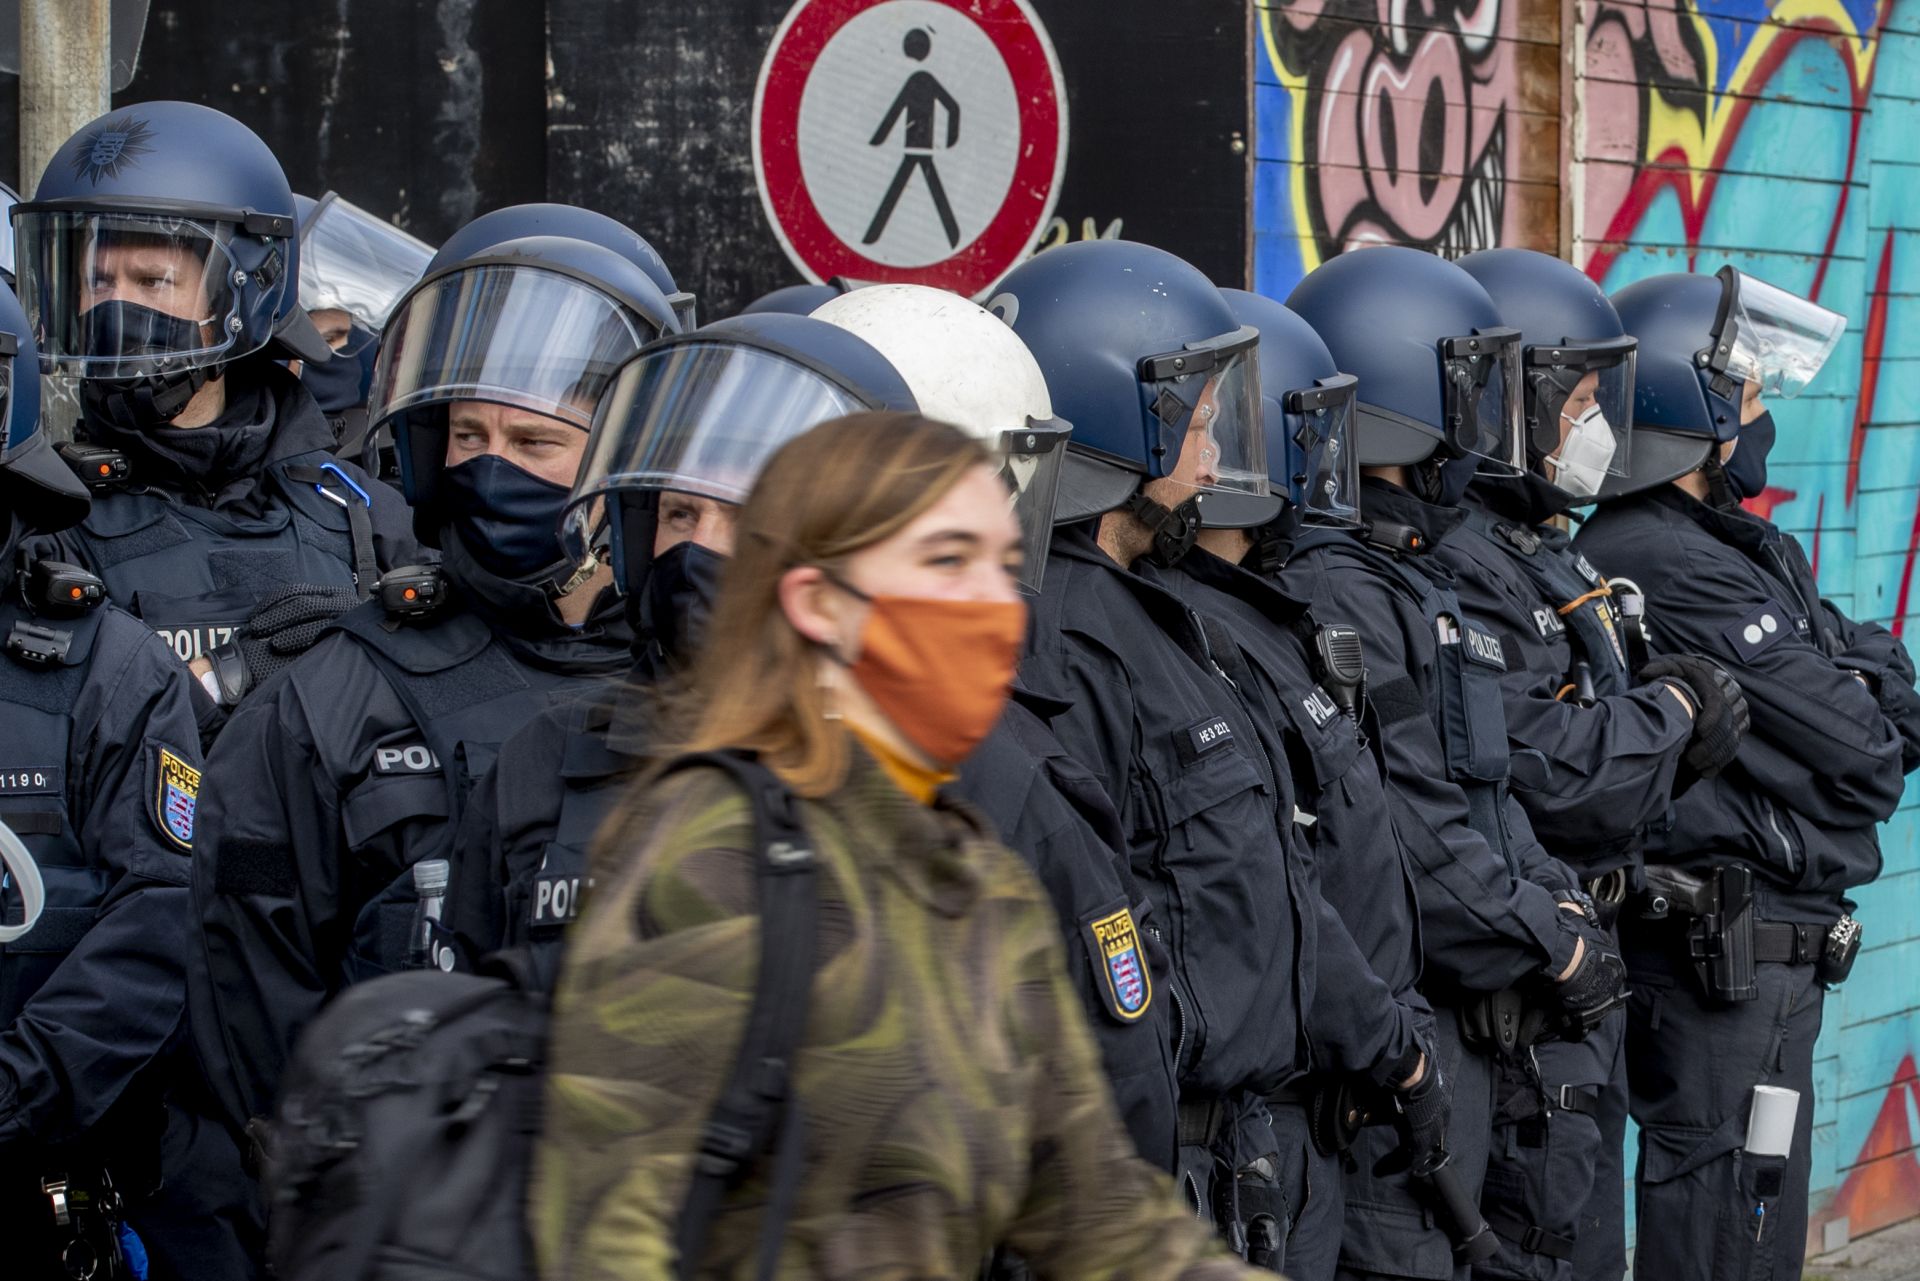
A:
443 309 919 985
186 221 680 1152
1143 288 1444 1280
10 102 420 732
1284 246 1628 1281
291 191 435 478
1442 248 1750 1281
809 283 1183 1174
0 278 230 1280
1575 267 1919 1281
991 239 1314 1264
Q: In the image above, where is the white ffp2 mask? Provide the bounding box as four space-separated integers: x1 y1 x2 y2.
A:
1547 405 1617 499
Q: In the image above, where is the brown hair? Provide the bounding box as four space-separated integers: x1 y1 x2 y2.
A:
665 411 993 796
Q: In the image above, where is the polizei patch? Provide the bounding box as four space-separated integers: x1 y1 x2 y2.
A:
156 747 199 850
1083 903 1152 1022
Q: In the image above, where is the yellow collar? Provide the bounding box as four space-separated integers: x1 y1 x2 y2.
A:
848 724 955 806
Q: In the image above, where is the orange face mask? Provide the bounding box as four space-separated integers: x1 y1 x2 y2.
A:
834 585 1027 768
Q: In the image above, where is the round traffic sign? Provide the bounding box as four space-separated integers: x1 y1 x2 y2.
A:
753 0 1068 299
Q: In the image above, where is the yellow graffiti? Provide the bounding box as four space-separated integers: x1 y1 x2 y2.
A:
1638 0 1880 208
1038 215 1124 249
1259 7 1322 275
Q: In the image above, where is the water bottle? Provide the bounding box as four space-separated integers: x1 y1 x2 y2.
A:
408 858 452 971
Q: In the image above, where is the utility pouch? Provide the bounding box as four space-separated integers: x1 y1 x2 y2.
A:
1459 988 1527 1055
1818 915 1862 987
1307 1077 1366 1158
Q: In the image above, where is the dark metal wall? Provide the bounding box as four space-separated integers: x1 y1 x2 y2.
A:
3 0 1249 317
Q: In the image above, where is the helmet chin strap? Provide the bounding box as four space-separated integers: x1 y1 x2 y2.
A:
1126 490 1203 567
1700 449 1741 512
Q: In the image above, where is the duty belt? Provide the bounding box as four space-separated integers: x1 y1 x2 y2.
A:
1752 920 1828 966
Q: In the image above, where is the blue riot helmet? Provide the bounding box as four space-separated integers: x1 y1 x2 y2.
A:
561 311 917 600
0 182 19 286
367 233 679 587
0 277 87 534
432 203 696 330
1220 288 1361 528
1457 248 1637 505
1601 267 1844 501
739 278 855 317
989 240 1274 545
13 101 333 432
1286 247 1525 505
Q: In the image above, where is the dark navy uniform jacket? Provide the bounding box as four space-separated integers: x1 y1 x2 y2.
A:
1021 525 1312 1099
957 690 1182 1168
1575 485 1919 920
0 580 201 1165
1434 472 1694 878
1280 480 1580 993
38 363 419 674
187 543 634 1133
1146 549 1429 1090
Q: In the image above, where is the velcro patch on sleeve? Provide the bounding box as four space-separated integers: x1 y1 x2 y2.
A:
1722 599 1793 663
1370 675 1425 726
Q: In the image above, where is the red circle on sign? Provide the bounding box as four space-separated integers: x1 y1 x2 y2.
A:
753 0 1066 297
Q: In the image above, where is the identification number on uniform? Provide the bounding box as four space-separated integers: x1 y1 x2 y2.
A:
1083 903 1152 1022
0 768 61 795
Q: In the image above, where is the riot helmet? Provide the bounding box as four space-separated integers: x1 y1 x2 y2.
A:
563 311 917 604
13 102 333 432
810 283 1069 590
1286 246 1525 505
432 203 695 331
1457 248 1637 505
988 240 1272 553
1600 267 1843 502
368 232 679 591
1220 288 1361 528
0 277 86 535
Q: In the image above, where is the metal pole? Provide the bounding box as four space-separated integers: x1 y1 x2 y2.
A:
19 0 111 195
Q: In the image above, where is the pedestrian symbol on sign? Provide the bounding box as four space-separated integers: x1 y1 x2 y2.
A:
753 0 1067 299
864 28 962 248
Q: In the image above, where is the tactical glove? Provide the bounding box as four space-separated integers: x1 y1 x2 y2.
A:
205 584 364 704
1550 920 1629 1040
1640 654 1750 779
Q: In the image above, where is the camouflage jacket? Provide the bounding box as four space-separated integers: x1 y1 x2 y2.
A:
531 749 1246 1281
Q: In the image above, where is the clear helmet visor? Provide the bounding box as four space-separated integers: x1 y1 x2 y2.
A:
369 264 647 442
1533 351 1635 501
998 420 1068 593
14 210 251 376
1282 374 1361 528
1441 328 1525 469
299 193 434 332
1148 339 1267 501
0 186 18 281
560 341 876 566
1723 270 1845 400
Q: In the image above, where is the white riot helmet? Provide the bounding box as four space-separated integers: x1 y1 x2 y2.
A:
811 283 1070 591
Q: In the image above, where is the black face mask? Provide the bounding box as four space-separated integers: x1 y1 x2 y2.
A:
438 453 573 584
639 539 727 669
78 301 216 432
1724 411 1775 501
299 326 378 415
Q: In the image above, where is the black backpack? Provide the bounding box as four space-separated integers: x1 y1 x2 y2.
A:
265 751 819 1281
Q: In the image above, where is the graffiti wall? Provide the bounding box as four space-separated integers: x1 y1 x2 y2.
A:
1255 0 1920 1253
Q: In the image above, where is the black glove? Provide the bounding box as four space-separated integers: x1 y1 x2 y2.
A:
1640 654 1751 778
205 584 364 704
1550 920 1628 1039
1374 1046 1450 1177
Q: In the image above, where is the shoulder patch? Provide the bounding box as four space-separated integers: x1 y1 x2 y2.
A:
1722 599 1794 663
155 747 199 850
1532 606 1567 640
1083 901 1152 1022
0 767 62 796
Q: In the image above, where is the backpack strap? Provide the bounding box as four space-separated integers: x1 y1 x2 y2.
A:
659 750 818 1281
